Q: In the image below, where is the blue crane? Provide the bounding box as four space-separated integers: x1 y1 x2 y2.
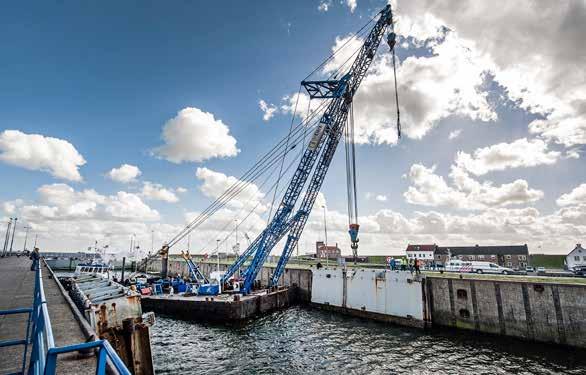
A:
180 251 209 287
221 4 400 294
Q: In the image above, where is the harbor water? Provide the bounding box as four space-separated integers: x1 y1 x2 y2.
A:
151 306 586 375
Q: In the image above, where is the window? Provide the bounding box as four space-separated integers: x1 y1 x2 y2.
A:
491 255 496 259
518 255 527 260
436 255 441 260
575 256 580 261
583 256 586 261
478 255 485 260
506 262 513 267
469 255 475 260
506 255 512 260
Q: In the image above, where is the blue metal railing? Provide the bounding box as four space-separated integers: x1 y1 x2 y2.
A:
0 260 131 375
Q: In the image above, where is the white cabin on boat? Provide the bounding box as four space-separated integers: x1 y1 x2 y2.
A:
74 263 111 277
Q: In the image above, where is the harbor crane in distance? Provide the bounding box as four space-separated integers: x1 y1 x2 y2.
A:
220 4 400 294
139 4 400 293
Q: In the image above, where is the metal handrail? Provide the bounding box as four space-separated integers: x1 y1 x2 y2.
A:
0 259 131 375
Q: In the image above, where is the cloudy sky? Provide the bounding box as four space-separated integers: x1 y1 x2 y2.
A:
1 1 585 257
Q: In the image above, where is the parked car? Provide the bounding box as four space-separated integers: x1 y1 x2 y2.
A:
572 266 586 276
525 266 535 272
537 266 546 273
445 260 514 275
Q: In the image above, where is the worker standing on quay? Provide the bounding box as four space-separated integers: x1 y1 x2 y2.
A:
390 257 396 271
414 258 421 275
30 247 40 271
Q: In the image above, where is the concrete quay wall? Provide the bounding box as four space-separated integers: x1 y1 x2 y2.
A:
426 276 586 348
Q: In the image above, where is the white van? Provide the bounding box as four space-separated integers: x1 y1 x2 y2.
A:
445 260 513 275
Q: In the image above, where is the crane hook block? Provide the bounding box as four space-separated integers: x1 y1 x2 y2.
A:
349 223 360 247
387 32 396 51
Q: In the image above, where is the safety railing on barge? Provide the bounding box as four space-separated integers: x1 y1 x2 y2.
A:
0 259 131 375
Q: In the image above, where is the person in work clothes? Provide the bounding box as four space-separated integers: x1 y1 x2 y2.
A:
30 247 40 271
414 258 421 275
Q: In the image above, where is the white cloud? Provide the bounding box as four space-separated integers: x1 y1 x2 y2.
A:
352 33 495 144
176 187 188 194
346 0 357 13
104 191 160 221
259 99 277 121
107 164 141 183
557 183 586 207
2 199 23 215
448 129 462 140
323 34 365 75
195 167 266 212
375 195 388 202
394 0 586 147
455 138 561 176
404 163 543 210
318 1 331 12
0 130 86 181
153 107 239 163
31 183 159 222
141 182 179 203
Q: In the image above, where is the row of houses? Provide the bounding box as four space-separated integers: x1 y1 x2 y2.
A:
405 244 529 269
315 240 586 270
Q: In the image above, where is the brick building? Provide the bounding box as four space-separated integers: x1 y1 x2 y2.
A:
435 245 529 269
316 241 341 259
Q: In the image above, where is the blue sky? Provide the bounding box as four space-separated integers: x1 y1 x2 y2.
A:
1 1 585 255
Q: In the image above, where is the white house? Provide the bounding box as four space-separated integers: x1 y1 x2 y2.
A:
566 244 586 270
405 244 437 264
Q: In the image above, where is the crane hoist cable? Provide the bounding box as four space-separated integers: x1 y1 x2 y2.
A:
345 102 360 263
389 32 401 138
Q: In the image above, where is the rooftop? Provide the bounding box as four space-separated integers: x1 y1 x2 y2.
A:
436 245 529 256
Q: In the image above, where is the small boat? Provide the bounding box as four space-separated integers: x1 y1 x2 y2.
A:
74 262 111 277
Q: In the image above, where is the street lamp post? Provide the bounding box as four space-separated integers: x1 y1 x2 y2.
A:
23 226 30 252
216 239 220 273
321 206 328 267
234 219 239 256
9 218 17 255
322 205 328 246
2 219 12 257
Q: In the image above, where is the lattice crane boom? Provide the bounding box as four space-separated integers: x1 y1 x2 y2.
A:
222 5 397 294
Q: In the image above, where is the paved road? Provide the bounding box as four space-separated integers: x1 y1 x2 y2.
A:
0 256 96 374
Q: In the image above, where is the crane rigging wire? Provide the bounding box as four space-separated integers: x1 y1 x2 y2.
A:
198 143 307 256
162 7 397 264
167 14 379 249
302 14 377 81
166 98 331 248
267 85 302 224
